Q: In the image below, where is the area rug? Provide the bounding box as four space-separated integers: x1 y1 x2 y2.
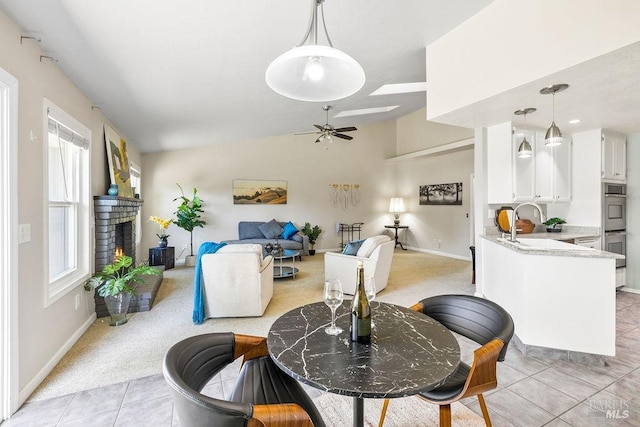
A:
313 392 485 426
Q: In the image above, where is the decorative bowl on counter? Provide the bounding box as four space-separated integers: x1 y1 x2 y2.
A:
515 219 535 234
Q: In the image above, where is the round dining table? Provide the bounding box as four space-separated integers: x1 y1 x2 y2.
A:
267 301 461 427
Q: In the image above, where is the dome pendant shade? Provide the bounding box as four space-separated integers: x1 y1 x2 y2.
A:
545 121 563 146
265 45 365 102
517 138 533 157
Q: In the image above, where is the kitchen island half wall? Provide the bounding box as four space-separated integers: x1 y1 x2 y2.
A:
479 235 623 365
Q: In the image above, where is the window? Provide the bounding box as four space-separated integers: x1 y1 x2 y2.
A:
45 100 91 306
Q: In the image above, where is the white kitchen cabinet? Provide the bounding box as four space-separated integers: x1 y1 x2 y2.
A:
511 126 572 203
601 131 626 182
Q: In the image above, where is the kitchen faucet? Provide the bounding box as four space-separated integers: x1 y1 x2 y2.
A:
509 202 546 242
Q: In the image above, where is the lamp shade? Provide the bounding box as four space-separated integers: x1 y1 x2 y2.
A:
265 44 365 102
517 138 533 157
545 121 563 146
389 197 406 213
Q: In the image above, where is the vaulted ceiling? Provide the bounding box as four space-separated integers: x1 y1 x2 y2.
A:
0 0 492 152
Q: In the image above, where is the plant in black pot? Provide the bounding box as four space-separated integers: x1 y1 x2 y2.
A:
544 217 566 233
84 255 161 326
301 222 322 255
174 184 206 266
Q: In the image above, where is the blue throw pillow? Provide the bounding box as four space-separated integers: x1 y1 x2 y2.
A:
258 219 284 239
342 239 365 256
282 221 299 240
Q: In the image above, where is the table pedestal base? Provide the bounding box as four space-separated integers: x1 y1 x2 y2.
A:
354 397 364 427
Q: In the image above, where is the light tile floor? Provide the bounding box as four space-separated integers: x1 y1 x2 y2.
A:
2 291 640 427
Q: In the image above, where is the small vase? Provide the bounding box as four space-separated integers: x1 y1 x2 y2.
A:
108 184 118 196
158 239 168 248
104 293 132 326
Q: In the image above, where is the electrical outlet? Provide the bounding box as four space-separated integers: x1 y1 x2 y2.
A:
19 223 31 243
488 209 495 219
75 294 80 310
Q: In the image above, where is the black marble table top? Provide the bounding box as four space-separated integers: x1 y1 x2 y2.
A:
267 301 460 399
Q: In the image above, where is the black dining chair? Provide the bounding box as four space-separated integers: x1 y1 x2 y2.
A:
378 294 515 427
163 332 326 427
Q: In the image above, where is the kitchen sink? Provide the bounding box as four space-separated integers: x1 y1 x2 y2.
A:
497 238 595 251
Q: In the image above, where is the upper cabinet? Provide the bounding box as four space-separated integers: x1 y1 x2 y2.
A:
601 131 626 182
487 122 572 204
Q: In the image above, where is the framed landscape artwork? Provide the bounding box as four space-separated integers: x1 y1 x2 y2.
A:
419 182 463 205
104 125 133 198
233 179 288 205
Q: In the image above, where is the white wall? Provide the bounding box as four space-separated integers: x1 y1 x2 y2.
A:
426 0 640 119
0 10 141 404
141 110 476 261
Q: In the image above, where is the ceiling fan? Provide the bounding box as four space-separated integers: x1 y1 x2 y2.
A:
297 105 357 143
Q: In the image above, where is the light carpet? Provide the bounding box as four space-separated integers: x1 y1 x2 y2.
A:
29 249 475 403
313 392 484 427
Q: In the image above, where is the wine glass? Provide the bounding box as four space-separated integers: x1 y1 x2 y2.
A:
324 279 344 335
364 276 376 328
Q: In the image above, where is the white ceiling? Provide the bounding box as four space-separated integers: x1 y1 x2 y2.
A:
0 0 493 153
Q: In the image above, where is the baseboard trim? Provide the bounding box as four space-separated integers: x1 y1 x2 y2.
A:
18 313 96 404
405 246 471 261
620 287 640 295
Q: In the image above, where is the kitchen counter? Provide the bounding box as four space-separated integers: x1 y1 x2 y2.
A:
479 232 617 362
481 234 624 260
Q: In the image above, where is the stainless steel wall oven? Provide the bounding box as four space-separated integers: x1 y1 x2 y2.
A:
603 183 626 268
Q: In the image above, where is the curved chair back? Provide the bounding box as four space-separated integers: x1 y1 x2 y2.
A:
417 294 514 360
163 333 252 427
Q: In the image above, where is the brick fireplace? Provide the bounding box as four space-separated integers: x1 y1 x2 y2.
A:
93 195 164 318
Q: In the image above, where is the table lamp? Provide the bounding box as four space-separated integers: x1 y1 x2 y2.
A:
389 197 406 225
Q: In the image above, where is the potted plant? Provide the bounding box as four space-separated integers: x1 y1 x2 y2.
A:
544 217 566 233
84 255 161 326
149 215 172 248
174 184 206 266
301 222 322 255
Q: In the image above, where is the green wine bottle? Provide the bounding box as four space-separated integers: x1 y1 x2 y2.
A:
351 260 371 343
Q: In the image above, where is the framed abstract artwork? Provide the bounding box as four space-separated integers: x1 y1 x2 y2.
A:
419 182 463 205
104 125 133 198
233 179 288 205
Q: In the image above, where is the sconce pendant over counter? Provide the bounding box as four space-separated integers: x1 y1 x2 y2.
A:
389 197 406 225
540 83 569 146
514 107 536 158
265 0 365 102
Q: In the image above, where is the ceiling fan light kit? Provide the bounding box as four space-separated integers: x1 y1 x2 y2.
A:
295 105 357 146
265 0 365 102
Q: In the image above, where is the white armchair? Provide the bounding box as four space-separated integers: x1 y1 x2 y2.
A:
324 235 394 295
200 244 273 318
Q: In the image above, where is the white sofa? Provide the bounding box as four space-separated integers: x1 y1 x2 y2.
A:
200 244 273 318
324 235 395 295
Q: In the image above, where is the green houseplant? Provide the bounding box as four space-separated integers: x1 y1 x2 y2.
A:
543 217 566 232
84 255 161 326
301 222 322 255
173 184 206 265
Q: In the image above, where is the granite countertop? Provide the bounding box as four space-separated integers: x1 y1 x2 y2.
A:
481 232 624 259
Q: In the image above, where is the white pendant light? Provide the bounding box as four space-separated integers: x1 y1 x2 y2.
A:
265 0 365 102
540 83 569 146
514 108 536 158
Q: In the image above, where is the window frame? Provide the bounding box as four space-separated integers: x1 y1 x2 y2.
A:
44 100 91 307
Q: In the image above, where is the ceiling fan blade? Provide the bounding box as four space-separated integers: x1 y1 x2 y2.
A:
295 131 321 135
334 126 357 132
333 133 353 140
313 124 325 131
314 136 323 143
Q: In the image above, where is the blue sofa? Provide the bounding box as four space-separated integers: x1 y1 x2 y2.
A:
222 221 309 256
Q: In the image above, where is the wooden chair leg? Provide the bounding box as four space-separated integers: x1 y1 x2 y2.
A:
439 404 452 427
477 394 493 427
378 398 390 427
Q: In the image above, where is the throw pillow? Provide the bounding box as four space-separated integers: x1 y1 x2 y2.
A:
290 234 303 243
282 221 299 240
342 239 365 255
258 219 283 239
